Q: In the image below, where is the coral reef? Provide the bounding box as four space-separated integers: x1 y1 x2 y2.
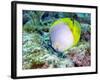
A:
22 11 91 69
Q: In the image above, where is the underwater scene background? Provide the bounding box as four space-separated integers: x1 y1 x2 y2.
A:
22 10 91 69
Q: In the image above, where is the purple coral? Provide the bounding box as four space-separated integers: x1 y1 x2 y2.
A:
68 52 91 67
